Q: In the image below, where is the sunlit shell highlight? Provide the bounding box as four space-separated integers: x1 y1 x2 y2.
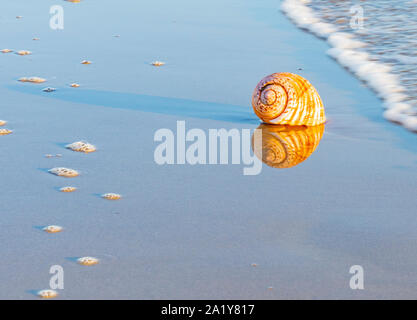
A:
102 193 122 200
77 257 99 266
43 225 63 233
49 167 79 178
252 73 326 126
37 289 58 299
252 124 325 169
66 141 96 153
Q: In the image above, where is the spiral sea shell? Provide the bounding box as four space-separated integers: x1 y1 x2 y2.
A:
252 124 324 169
252 73 325 126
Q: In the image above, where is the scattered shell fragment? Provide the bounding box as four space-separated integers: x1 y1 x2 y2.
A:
151 61 165 66
32 37 40 41
17 50 31 56
252 73 326 126
43 225 63 233
37 289 58 299
102 193 122 200
77 257 99 266
66 0 82 2
0 129 12 135
45 154 62 158
251 263 258 267
18 77 46 83
60 186 77 193
1 49 13 53
66 141 96 153
0 120 7 126
49 167 79 178
81 60 91 64
70 83 80 87
42 87 56 92
16 16 23 19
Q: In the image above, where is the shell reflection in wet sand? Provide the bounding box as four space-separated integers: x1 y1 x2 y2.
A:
252 124 324 169
49 167 79 177
77 257 99 266
37 289 58 299
43 225 63 233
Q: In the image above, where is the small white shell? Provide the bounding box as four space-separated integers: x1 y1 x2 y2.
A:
151 61 165 66
66 141 96 153
1 49 13 53
43 225 63 233
17 50 31 56
18 77 46 83
77 257 99 266
60 186 77 193
102 193 122 200
0 128 12 135
0 120 7 126
37 289 58 299
81 60 92 64
49 167 79 178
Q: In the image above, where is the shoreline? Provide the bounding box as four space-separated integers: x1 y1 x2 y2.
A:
1 0 417 299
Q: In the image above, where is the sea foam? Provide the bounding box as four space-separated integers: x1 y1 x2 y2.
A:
281 0 417 133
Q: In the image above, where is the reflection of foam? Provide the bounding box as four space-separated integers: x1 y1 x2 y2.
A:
252 124 324 169
281 0 417 133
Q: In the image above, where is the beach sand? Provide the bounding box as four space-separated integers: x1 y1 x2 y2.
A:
1 0 417 299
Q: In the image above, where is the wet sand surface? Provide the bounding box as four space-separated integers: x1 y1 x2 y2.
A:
1 0 417 299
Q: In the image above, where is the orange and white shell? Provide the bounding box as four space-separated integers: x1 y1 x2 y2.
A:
252 73 325 126
252 124 324 169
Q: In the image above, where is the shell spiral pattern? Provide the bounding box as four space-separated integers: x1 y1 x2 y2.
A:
252 73 325 126
252 124 324 169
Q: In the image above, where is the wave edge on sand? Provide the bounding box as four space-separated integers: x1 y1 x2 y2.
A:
281 0 417 133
